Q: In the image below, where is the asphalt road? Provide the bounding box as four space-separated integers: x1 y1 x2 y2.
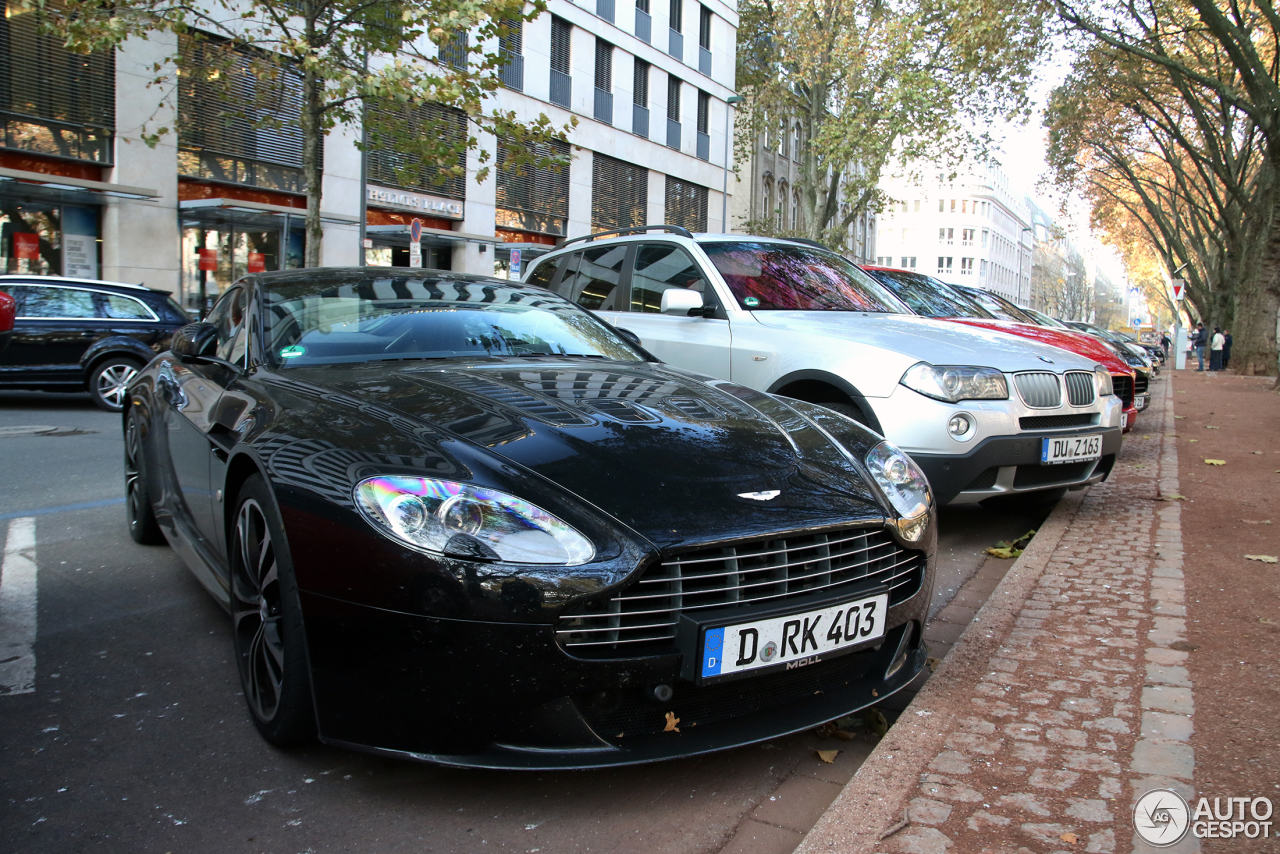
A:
0 391 1047 854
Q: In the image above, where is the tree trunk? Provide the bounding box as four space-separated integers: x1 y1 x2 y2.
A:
1231 274 1279 375
301 63 325 268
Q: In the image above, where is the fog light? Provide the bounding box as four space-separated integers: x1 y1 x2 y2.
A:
948 413 973 438
653 684 674 702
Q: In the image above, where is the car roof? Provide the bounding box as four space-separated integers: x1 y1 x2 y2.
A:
0 274 154 291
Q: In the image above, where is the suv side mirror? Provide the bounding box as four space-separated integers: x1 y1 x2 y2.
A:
171 322 217 362
661 288 705 316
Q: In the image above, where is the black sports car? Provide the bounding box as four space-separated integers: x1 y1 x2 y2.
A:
124 268 936 769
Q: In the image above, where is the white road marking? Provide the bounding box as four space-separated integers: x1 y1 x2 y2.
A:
0 517 37 694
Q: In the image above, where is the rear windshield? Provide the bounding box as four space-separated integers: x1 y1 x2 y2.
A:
863 269 993 319
701 242 905 313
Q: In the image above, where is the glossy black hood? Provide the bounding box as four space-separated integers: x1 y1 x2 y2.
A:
275 357 888 552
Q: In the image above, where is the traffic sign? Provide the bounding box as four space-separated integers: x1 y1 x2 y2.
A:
409 218 423 268
1172 278 1185 300
409 218 423 243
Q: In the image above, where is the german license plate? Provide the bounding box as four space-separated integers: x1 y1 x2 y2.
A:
1135 394 1149 410
1041 434 1102 465
698 593 889 681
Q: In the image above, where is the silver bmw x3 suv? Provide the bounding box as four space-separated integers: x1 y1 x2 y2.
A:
523 227 1124 506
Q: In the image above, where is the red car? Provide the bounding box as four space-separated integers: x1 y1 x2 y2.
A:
0 291 14 355
861 267 1139 432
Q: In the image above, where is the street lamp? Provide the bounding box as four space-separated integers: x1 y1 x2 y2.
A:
720 95 744 232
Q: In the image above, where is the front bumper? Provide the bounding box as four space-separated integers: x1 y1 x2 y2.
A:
299 568 931 768
910 425 1123 505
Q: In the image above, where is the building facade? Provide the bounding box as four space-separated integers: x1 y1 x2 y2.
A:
0 0 739 312
874 160 1032 303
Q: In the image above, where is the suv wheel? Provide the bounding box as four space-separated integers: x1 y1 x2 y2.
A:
89 357 143 412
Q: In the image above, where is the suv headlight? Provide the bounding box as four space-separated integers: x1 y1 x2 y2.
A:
900 362 1008 403
1094 366 1114 397
865 442 932 541
355 476 596 565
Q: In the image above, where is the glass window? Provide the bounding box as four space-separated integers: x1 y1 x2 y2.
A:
558 245 629 310
701 242 904 313
15 285 96 318
97 292 156 320
630 243 716 313
524 257 560 290
206 286 248 363
955 285 1036 323
863 268 992 319
261 276 644 366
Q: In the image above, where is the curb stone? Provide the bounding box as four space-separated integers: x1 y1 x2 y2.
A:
794 375 1197 854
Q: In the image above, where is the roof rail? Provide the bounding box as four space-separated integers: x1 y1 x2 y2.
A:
559 225 693 249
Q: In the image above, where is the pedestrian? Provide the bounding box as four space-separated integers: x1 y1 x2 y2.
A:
1223 329 1233 369
1209 326 1224 371
1161 331 1171 356
1193 323 1208 370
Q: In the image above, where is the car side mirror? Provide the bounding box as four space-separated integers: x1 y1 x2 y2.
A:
661 288 705 317
171 322 217 362
615 327 643 349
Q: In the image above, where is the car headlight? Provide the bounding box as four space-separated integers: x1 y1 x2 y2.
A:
1094 366 1114 397
865 442 931 541
355 476 596 565
900 362 1008 403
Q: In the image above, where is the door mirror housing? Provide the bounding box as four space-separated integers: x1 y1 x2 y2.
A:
660 288 705 316
171 322 218 362
615 327 643 349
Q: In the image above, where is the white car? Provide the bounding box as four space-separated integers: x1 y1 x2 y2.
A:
523 228 1124 505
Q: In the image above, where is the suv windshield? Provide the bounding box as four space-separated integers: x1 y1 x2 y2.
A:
701 241 905 313
862 268 994 319
953 285 1037 324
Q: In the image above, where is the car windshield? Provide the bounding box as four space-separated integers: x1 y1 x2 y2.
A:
954 286 1037 324
1020 306 1070 329
260 275 645 367
862 268 994 319
701 241 906 313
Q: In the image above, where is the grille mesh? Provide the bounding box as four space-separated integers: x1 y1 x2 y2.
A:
1112 375 1134 408
1019 414 1096 430
1064 372 1095 406
1014 460 1093 488
558 528 925 657
1014 372 1061 408
1134 372 1149 395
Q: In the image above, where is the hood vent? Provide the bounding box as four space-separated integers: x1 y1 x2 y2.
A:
666 396 726 422
587 399 660 423
1014 372 1062 409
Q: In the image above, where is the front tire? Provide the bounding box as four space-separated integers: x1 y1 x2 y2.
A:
124 410 165 545
231 475 316 746
90 357 143 412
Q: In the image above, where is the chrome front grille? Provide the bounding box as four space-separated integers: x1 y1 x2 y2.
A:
1014 372 1062 408
1112 375 1134 408
558 528 926 657
1064 372 1095 406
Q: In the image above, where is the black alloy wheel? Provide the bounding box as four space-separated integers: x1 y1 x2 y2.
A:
124 410 165 545
90 357 143 412
230 475 316 745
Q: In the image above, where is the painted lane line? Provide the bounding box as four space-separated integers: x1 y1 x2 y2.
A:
0 517 37 695
0 497 125 522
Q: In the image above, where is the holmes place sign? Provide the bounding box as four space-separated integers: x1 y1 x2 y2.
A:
366 185 464 219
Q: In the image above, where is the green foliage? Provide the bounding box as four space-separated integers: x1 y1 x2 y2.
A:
734 0 1050 248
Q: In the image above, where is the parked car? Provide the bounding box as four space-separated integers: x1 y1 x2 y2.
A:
523 227 1124 507
0 275 189 410
0 290 13 355
860 266 1139 433
124 268 936 768
1043 319 1153 412
1063 320 1163 370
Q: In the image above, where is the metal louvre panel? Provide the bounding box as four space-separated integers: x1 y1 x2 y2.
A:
558 528 926 655
591 153 647 232
550 17 572 74
499 18 523 55
697 90 710 133
366 102 467 200
595 40 613 91
1064 371 1095 406
0 0 115 164
178 36 306 170
665 175 707 232
495 138 571 235
699 4 713 48
1014 372 1062 408
633 59 650 106
667 76 682 121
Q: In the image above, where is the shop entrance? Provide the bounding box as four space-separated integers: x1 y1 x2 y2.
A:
180 212 303 316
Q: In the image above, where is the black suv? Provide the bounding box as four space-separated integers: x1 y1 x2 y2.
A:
0 276 189 411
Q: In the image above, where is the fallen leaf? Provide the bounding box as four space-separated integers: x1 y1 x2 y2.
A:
926 656 941 672
867 708 889 738
616 732 625 738
872 689 879 697
1254 451 1265 455
1241 519 1273 525
815 749 839 764
1188 439 1199 443
1170 640 1199 652
664 711 680 732
1175 415 1186 419
1205 425 1219 429
1260 617 1274 624
1061 832 1079 844
986 546 1020 559
832 729 857 741
1176 390 1187 394
1155 494 1186 501
1245 555 1279 564
1205 459 1226 465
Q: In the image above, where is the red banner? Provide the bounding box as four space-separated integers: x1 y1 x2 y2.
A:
198 248 218 272
13 232 39 261
247 252 266 273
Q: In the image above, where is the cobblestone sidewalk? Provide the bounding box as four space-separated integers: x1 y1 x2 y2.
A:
797 373 1196 854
